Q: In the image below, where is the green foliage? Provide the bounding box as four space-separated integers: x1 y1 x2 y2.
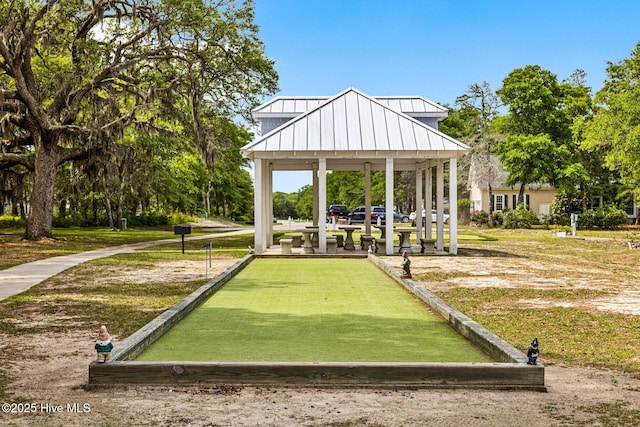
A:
492 210 504 227
438 104 481 140
168 213 197 225
0 0 278 239
503 205 539 229
129 211 169 227
273 192 298 219
583 41 640 207
471 210 489 226
457 198 471 209
551 189 582 225
53 212 105 228
0 215 26 228
578 205 629 229
497 65 566 137
495 134 569 202
295 185 313 219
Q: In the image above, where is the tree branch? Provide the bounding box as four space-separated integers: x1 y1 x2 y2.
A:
0 152 35 170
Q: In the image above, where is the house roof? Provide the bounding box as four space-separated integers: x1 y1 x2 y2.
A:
251 93 448 120
468 154 555 190
242 88 468 166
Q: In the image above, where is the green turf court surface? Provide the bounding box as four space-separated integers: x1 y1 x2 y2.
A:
137 258 493 363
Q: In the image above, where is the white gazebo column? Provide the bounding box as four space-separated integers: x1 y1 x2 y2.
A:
448 157 458 255
385 157 394 255
267 162 273 247
365 162 372 235
415 164 423 238
318 158 327 254
253 159 265 254
436 159 445 252
425 161 433 240
312 163 319 226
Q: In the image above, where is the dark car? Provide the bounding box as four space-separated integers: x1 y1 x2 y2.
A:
348 206 386 224
327 204 350 222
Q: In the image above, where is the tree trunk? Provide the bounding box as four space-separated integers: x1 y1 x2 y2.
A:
24 143 58 240
488 184 494 216
105 194 115 230
116 181 124 231
487 184 494 226
58 198 67 217
518 183 526 206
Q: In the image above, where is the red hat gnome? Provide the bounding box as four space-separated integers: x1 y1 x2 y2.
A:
95 325 114 363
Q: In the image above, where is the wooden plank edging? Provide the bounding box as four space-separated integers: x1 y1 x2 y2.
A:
90 361 545 389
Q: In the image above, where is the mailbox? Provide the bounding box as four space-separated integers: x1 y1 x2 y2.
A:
174 225 191 254
173 225 192 235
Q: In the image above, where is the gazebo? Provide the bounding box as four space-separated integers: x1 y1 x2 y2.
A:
242 87 469 255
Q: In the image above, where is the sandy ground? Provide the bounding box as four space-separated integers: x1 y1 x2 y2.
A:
2 240 640 426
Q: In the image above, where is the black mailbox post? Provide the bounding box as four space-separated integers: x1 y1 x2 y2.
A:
174 225 192 254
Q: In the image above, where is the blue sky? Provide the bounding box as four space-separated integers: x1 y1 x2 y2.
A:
251 0 640 193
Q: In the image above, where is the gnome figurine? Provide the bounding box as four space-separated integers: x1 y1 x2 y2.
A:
527 337 539 365
95 325 114 363
401 251 412 278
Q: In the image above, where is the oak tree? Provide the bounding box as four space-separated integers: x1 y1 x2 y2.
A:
0 0 277 239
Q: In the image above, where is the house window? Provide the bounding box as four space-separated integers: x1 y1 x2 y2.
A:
494 195 504 211
512 194 530 208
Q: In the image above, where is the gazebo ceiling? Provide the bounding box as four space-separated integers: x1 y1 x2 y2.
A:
242 87 469 169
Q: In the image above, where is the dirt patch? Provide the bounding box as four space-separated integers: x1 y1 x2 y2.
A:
2 242 640 426
387 248 640 315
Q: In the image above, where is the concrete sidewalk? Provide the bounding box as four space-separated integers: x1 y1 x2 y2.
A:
0 228 254 301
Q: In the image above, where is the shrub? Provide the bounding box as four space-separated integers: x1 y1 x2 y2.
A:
53 213 84 227
168 213 196 225
491 211 504 227
471 210 489 226
579 205 629 229
551 189 581 226
0 215 26 228
503 205 539 229
129 211 169 227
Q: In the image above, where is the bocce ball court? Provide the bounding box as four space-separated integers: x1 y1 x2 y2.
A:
89 256 545 389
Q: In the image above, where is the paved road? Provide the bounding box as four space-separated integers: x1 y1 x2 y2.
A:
0 228 254 301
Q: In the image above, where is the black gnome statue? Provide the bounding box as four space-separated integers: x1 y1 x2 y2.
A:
527 337 539 365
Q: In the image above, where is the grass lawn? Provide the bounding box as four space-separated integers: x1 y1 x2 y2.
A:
0 226 217 270
137 258 493 363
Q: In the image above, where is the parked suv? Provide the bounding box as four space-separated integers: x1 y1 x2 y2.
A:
348 206 386 224
410 209 450 225
327 204 350 222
